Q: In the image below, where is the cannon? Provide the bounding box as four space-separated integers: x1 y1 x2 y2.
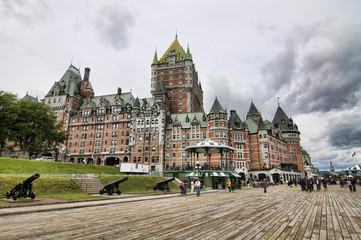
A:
99 177 128 195
6 173 40 200
153 177 175 191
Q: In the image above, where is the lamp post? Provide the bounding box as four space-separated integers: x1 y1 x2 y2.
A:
196 161 201 179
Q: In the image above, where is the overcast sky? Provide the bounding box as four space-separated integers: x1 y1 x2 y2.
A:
1 0 361 171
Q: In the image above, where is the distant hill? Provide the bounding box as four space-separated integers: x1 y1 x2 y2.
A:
319 170 346 175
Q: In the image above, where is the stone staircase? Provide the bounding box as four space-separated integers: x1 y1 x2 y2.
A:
74 178 104 194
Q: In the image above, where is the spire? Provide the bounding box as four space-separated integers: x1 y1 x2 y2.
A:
209 97 226 114
152 48 158 65
186 44 192 60
153 79 167 95
247 101 261 117
133 97 140 109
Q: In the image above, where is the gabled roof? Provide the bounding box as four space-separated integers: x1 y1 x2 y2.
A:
247 101 261 117
46 64 82 98
158 36 187 64
272 106 299 133
229 110 245 130
208 97 226 114
22 93 38 102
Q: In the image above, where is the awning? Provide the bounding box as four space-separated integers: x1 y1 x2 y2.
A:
185 172 203 177
230 173 241 178
209 172 229 177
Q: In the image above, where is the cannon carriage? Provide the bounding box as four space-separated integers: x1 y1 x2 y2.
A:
6 173 40 200
99 177 128 195
153 177 175 191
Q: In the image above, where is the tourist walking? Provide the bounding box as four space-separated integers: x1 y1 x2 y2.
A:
180 180 185 195
183 178 188 195
195 179 201 197
351 177 356 192
190 180 194 193
247 178 250 189
316 178 321 191
322 178 328 190
308 178 314 192
227 179 232 193
261 179 268 195
300 178 305 191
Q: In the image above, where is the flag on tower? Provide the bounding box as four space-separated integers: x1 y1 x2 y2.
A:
352 151 356 157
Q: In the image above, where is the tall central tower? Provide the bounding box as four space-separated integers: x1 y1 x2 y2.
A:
151 36 203 114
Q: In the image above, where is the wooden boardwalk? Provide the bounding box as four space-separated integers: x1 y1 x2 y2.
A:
0 184 360 239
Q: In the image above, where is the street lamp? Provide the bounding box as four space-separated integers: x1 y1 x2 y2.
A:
196 161 201 179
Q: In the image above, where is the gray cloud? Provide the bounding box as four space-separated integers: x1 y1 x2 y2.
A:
261 21 361 114
92 4 135 50
0 0 49 24
204 74 254 117
328 109 361 148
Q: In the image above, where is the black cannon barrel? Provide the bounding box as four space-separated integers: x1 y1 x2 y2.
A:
22 173 40 185
157 177 175 184
104 177 128 188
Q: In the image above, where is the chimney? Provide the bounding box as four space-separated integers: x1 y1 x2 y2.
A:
84 68 90 82
117 87 122 95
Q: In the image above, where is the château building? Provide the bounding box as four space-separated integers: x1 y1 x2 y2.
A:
43 36 308 182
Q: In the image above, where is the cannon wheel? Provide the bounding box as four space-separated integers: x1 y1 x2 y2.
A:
107 189 114 195
166 187 170 191
99 189 104 195
5 192 10 199
30 192 36 199
12 193 18 201
116 190 121 195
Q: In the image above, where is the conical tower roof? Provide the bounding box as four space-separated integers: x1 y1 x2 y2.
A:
247 101 261 117
133 97 140 109
209 97 227 114
152 50 158 65
153 79 167 95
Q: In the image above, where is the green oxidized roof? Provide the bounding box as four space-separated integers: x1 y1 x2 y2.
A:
158 37 188 64
152 50 158 65
245 118 259 134
209 97 227 114
258 117 268 130
165 112 207 130
46 65 82 98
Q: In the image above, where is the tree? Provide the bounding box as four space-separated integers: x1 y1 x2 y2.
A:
0 91 18 154
11 100 68 159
